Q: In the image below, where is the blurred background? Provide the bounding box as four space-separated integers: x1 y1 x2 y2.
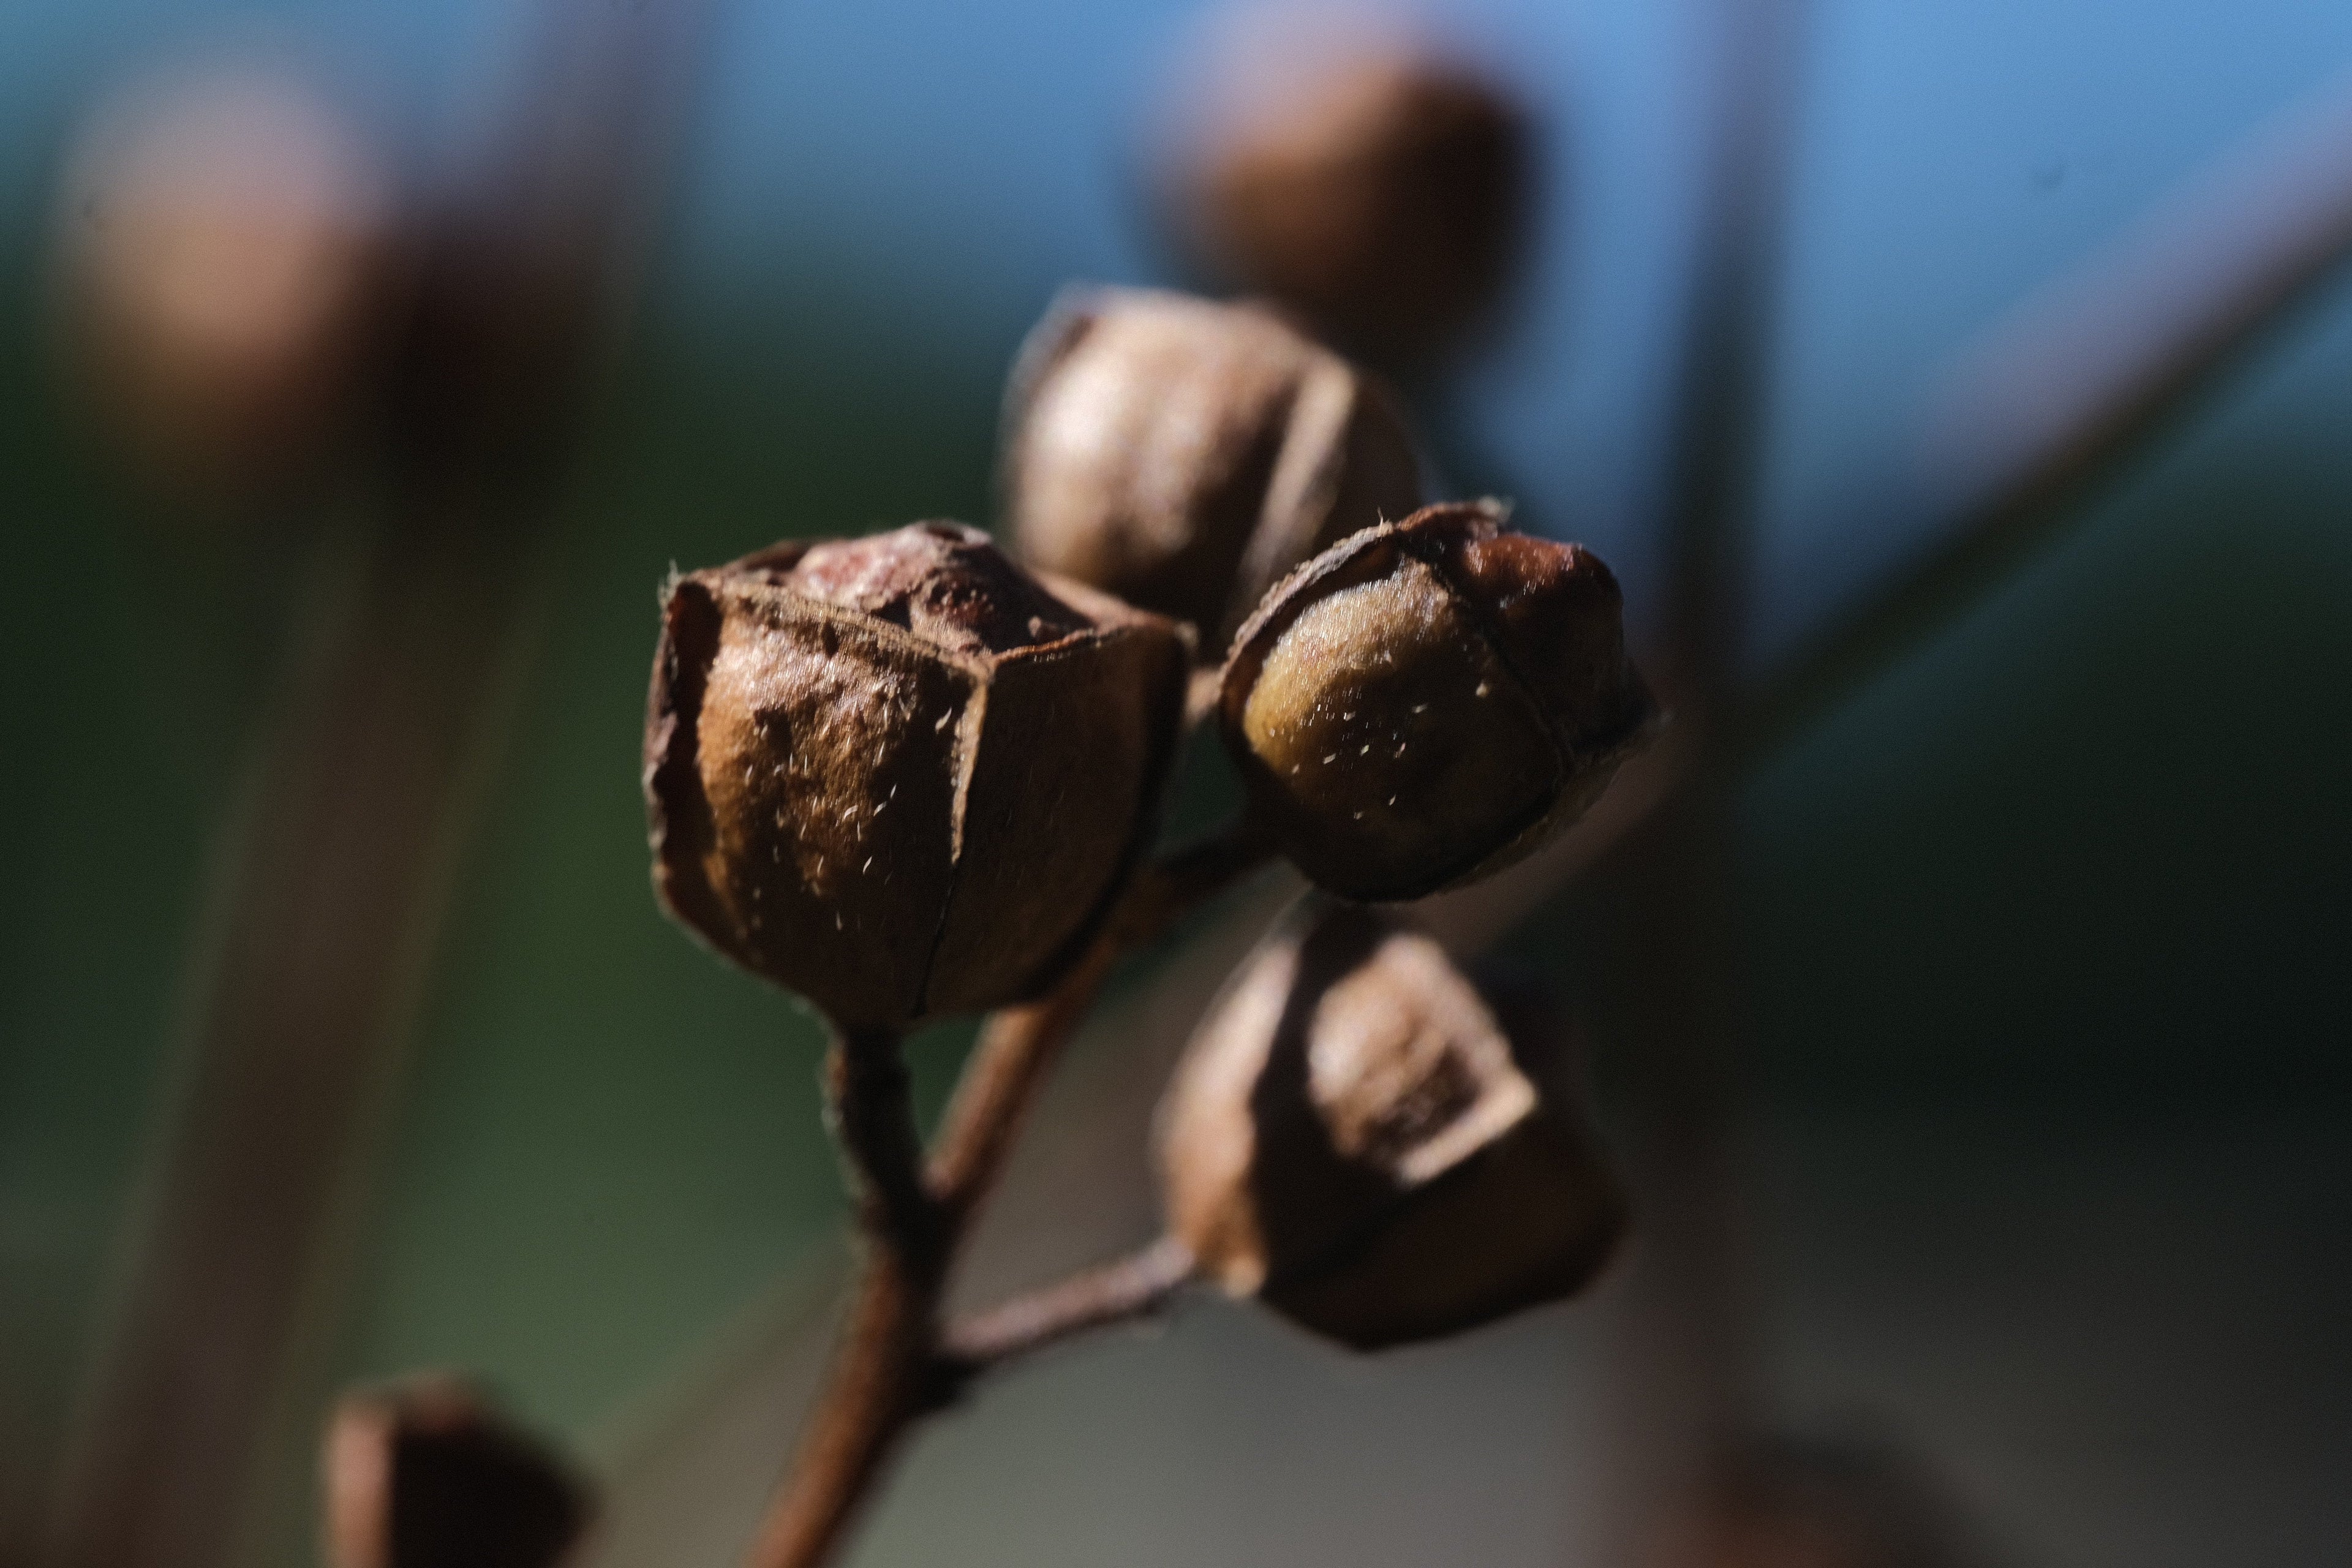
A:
2 1 2348 1566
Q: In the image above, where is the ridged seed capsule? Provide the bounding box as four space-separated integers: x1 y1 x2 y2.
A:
644 522 1189 1030
1004 287 1421 654
1156 900 1625 1351
1219 500 1652 902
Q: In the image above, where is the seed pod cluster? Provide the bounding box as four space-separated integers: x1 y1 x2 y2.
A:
323 1378 589 1568
1153 30 1532 369
1156 899 1624 1351
1221 499 1652 902
644 522 1189 1030
1004 287 1421 654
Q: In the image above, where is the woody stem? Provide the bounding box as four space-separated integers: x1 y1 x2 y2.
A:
744 816 1276 1568
939 1235 1198 1372
743 1035 946 1568
929 814 1276 1220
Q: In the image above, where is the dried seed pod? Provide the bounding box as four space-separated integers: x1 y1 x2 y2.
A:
1156 899 1624 1350
1004 287 1421 653
1220 499 1651 902
58 65 399 499
323 1378 589 1568
644 522 1189 1030
1153 22 1533 369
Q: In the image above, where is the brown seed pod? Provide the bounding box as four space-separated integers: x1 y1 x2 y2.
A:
1220 499 1652 902
323 1377 589 1568
1003 287 1421 654
57 65 400 500
1155 899 1624 1351
644 522 1189 1030
1152 24 1533 370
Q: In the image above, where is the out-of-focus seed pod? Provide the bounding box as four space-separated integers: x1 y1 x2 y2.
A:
1152 17 1532 370
1220 499 1651 902
644 522 1189 1030
58 66 399 499
1005 287 1422 654
1649 1434 1978 1568
323 1378 589 1568
1155 899 1624 1350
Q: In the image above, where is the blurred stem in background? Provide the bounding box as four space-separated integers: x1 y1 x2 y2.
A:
1587 0 1807 1545
1430 36 2352 1559
36 4 706 1566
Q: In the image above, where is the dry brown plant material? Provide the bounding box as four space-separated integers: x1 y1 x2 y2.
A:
1156 899 1624 1349
1155 36 1531 369
644 522 1190 1029
1005 287 1422 652
58 67 400 497
1221 499 1653 901
323 1378 589 1568
642 290 1647 1568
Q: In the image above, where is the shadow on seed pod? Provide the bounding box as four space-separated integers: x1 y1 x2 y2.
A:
1646 1430 1988 1568
1155 897 1626 1351
1144 7 1536 372
55 60 402 505
644 522 1191 1031
1220 499 1655 902
323 1376 590 1568
1003 287 1422 655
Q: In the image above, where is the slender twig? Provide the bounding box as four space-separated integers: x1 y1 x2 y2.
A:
925 956 1119 1229
747 1031 946 1568
940 1236 1196 1373
825 1035 941 1248
1123 816 1281 938
929 815 1275 1220
745 818 1275 1568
